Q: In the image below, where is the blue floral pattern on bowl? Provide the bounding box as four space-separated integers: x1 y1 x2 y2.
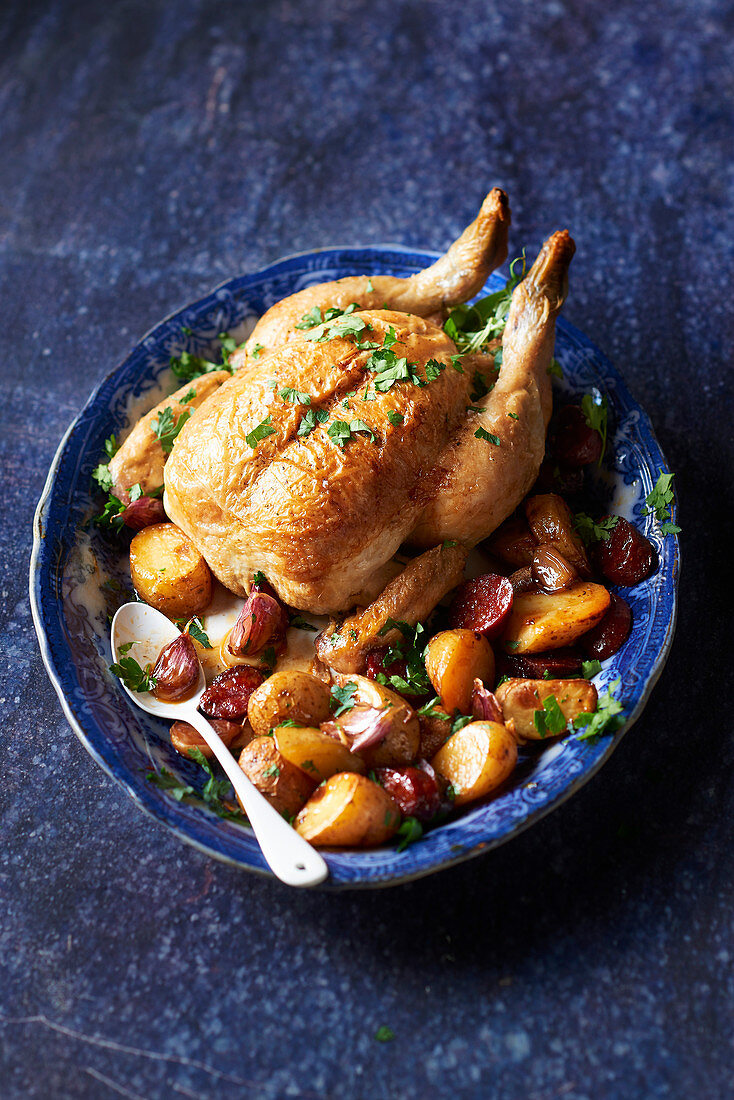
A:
30 247 680 889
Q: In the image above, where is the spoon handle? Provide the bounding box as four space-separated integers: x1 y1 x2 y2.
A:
183 708 328 887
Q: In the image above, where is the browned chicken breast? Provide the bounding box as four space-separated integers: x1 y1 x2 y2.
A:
164 311 471 612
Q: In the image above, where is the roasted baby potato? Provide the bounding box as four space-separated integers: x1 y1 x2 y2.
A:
495 678 598 742
129 522 212 618
274 724 366 782
424 629 495 715
431 720 517 806
329 674 420 767
501 582 610 653
237 736 316 819
247 670 332 738
170 718 253 759
524 493 591 577
294 773 401 847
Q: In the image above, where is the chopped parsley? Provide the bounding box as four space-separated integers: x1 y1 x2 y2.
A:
533 695 568 738
170 330 241 381
330 681 358 716
444 251 526 353
181 387 197 403
475 427 500 445
146 769 194 801
396 816 423 852
94 493 127 530
149 747 249 822
245 415 277 449
547 358 563 379
177 616 212 649
297 407 329 437
425 359 445 383
279 387 311 405
573 513 619 546
251 343 265 359
581 659 603 679
109 656 156 692
573 679 625 741
304 312 371 343
91 435 119 493
327 419 376 448
643 472 680 534
376 619 432 695
290 615 318 632
366 277 375 293
387 410 404 426
152 406 191 454
262 763 281 779
581 392 609 465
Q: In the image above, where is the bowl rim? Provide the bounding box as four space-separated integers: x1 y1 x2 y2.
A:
30 243 680 889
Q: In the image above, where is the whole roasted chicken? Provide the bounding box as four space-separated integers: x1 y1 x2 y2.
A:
111 190 574 615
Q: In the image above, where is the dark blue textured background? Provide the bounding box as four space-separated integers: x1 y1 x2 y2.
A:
2 1 732 1097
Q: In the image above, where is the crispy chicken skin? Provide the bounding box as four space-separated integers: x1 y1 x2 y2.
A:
409 230 575 548
164 311 471 613
232 188 510 369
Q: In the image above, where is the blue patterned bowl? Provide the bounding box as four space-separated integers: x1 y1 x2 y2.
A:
30 246 680 889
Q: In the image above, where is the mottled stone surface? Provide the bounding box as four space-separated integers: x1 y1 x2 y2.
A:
1 0 733 1096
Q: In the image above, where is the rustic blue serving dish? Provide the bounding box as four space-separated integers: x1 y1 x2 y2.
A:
30 246 680 889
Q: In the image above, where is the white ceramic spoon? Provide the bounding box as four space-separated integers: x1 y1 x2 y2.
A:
111 602 328 888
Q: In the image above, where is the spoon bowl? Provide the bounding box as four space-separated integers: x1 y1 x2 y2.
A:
111 603 328 888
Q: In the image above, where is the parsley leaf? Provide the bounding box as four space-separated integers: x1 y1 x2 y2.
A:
251 343 265 359
170 330 241 381
304 313 371 343
581 659 602 679
444 251 526 352
375 618 432 695
109 656 156 692
330 682 358 716
290 614 318 632
366 277 375 293
387 410 404 426
425 358 445 382
146 769 194 801
327 420 353 448
94 493 127 529
643 472 680 533
297 408 329 437
581 393 609 464
246 415 277 449
396 816 423 852
533 695 568 738
573 679 625 741
547 358 563 379
177 616 212 649
152 406 191 454
91 462 113 492
349 418 376 442
279 387 311 405
573 513 619 546
475 427 500 445
417 696 450 720
186 747 249 822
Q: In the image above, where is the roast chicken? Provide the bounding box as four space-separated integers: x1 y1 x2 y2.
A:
111 190 574 614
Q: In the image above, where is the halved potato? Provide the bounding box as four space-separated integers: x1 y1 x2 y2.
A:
238 736 316 818
329 674 420 767
495 678 598 742
129 522 212 618
501 582 611 654
424 630 495 715
431 720 517 805
294 773 401 847
274 725 365 782
247 670 332 737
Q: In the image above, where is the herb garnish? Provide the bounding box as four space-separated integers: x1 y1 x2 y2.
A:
573 679 625 741
387 410 404 426
581 393 609 465
245 415 277 449
533 695 568 738
643 472 680 534
573 513 619 546
251 343 265 359
474 427 500 445
376 619 432 695
444 252 526 353
297 407 329 437
279 387 311 405
396 816 423 852
152 406 191 454
176 616 212 649
375 1026 395 1043
581 659 602 679
290 615 318 632
327 419 376 448
170 330 242 381
330 682 358 716
109 655 156 692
